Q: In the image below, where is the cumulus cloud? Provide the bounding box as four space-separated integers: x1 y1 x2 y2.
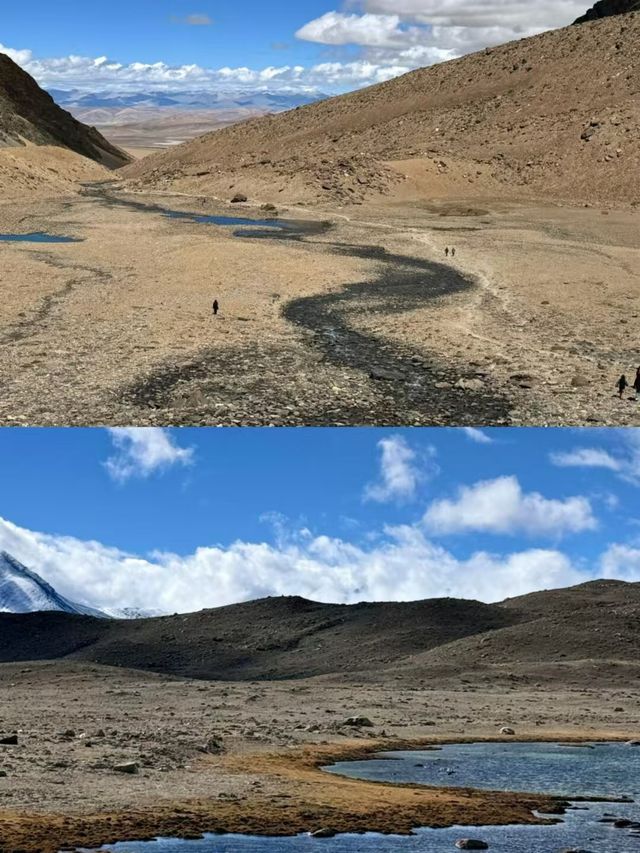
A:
0 515 598 614
105 428 194 483
600 543 640 582
364 435 428 503
296 12 426 48
463 428 494 445
296 1 584 73
423 476 597 537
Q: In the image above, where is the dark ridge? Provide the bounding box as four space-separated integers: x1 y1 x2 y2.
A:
1 583 639 684
575 0 640 23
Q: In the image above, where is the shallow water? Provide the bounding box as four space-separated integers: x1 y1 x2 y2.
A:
78 743 640 852
327 741 640 799
0 232 80 243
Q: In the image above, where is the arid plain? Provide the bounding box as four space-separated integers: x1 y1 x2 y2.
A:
1 181 639 427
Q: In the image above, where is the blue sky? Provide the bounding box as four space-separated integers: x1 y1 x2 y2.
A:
0 1 586 97
1 428 639 615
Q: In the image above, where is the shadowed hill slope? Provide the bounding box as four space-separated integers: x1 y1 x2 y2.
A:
1 582 638 684
575 0 640 22
123 12 640 206
0 53 131 168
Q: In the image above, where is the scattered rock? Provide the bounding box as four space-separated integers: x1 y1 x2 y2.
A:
113 762 139 775
570 375 590 388
231 193 248 203
455 378 485 392
0 735 18 745
344 716 374 728
500 727 516 735
369 367 405 382
310 829 337 838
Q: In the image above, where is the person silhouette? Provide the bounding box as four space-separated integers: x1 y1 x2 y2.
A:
213 299 219 316
634 367 640 400
445 247 449 257
617 375 628 399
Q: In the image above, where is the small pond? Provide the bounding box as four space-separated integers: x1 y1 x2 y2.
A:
76 742 640 852
0 232 81 243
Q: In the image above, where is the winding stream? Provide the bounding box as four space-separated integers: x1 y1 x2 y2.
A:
88 189 509 425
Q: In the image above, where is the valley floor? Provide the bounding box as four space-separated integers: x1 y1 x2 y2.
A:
0 662 638 852
0 186 638 426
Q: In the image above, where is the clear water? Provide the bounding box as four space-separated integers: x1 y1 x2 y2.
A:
0 232 81 243
158 207 326 240
77 743 640 852
326 741 640 799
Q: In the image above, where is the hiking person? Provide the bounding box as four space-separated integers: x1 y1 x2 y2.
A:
617 375 628 399
451 247 456 258
213 299 219 316
445 247 449 257
634 367 640 400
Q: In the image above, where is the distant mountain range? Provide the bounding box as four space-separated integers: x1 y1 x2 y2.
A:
47 89 327 113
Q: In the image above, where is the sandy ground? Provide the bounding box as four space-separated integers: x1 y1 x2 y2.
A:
0 185 638 426
0 661 638 852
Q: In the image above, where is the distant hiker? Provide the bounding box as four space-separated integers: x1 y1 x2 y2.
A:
213 299 219 316
634 367 640 400
617 375 628 399
445 247 450 257
451 247 457 258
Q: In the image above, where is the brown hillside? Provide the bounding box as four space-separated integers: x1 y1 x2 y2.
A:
0 53 131 168
1 582 638 685
123 12 640 206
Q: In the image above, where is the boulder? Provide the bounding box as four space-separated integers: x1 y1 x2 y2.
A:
455 840 489 850
344 716 374 728
0 735 18 745
113 762 139 775
310 829 337 838
231 193 248 203
500 727 516 736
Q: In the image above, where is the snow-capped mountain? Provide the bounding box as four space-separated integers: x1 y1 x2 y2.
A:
0 551 106 617
47 89 326 112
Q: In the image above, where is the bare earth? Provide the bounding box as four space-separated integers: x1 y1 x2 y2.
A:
0 661 638 852
0 181 638 427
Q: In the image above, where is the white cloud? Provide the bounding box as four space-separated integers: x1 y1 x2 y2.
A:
0 515 597 614
364 435 426 503
600 543 640 582
423 475 597 537
105 428 193 483
296 12 426 48
550 430 640 486
184 14 213 26
463 427 494 445
550 448 622 472
360 0 584 30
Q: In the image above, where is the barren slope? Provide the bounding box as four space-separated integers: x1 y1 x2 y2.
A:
123 12 640 206
0 581 638 684
0 53 131 168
